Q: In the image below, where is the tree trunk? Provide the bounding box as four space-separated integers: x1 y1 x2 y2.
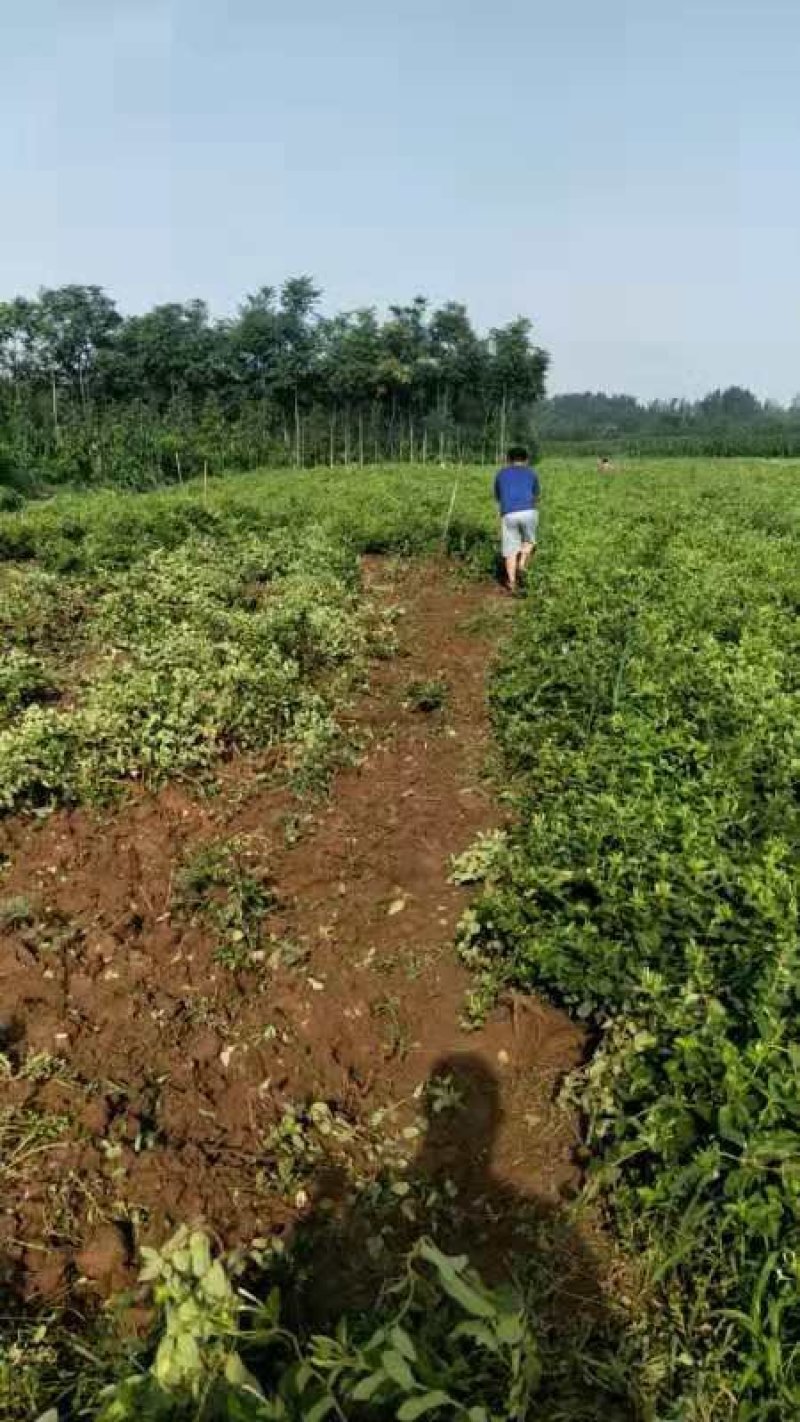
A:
422 423 428 464
51 371 59 443
294 387 301 467
343 407 351 466
409 413 415 464
358 410 364 467
438 387 448 464
329 408 336 468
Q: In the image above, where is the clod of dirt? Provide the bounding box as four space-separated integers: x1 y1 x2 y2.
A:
75 1223 131 1288
22 1250 69 1301
80 1097 112 1135
191 1029 222 1064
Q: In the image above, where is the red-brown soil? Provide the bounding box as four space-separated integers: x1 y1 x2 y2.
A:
0 559 586 1305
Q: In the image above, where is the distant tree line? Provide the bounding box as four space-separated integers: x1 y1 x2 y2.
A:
539 387 800 457
0 279 548 495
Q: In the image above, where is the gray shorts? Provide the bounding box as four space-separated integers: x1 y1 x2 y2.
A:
501 509 538 557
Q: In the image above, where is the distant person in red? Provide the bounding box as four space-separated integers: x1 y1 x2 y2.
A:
597 455 614 472
493 445 540 594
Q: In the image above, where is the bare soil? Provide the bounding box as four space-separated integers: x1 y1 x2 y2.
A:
0 559 587 1306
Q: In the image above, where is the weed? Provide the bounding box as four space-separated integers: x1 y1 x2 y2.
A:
0 1049 68 1083
371 993 414 1061
262 1101 358 1199
173 837 275 970
0 1105 71 1182
88 1228 540 1422
423 1072 466 1117
0 893 34 928
404 676 449 713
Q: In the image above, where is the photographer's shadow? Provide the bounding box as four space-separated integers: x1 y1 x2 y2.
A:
286 1052 639 1419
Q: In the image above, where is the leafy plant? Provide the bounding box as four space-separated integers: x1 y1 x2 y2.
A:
405 677 449 713
462 471 800 1416
449 831 508 887
93 1229 540 1422
174 838 275 970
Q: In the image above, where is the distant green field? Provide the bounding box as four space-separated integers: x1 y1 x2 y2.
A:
3 456 800 571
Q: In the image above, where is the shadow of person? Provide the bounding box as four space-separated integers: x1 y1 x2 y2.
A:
282 1052 640 1419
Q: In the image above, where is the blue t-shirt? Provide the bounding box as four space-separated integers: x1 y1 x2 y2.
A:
494 464 540 516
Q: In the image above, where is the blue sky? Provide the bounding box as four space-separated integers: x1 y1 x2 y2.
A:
2 0 798 399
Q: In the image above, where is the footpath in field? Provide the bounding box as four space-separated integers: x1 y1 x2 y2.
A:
0 560 588 1308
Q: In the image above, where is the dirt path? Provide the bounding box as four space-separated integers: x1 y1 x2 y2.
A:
0 559 585 1302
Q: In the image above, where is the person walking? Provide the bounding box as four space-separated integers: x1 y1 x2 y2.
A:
494 445 540 593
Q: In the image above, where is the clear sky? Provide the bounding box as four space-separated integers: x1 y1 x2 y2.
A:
2 0 799 400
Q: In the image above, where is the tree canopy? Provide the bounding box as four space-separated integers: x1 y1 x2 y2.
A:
0 280 548 491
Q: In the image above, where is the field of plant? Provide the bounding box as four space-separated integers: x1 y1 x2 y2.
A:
0 463 498 817
462 459 800 1416
1 457 799 1421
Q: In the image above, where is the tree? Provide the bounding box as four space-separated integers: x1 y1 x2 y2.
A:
486 318 548 456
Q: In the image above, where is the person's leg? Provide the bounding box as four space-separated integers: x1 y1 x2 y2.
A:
501 515 522 590
518 511 538 574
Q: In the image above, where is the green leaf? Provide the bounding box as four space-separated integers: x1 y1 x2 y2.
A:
304 1395 336 1422
496 1311 525 1346
202 1258 232 1300
189 1230 212 1279
381 1348 416 1390
452 1320 500 1353
224 1350 265 1397
416 1239 496 1317
397 1390 453 1419
418 1239 469 1276
434 1269 496 1319
351 1371 387 1402
390 1325 418 1362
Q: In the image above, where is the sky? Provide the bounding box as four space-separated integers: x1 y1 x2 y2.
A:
2 0 799 401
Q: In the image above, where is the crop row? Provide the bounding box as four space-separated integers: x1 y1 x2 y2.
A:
462 464 800 1417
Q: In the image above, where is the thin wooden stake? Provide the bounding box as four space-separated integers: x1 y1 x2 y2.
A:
441 479 459 551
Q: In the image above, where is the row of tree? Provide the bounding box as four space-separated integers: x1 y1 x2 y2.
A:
0 280 548 491
2 282 795 496
540 387 800 457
